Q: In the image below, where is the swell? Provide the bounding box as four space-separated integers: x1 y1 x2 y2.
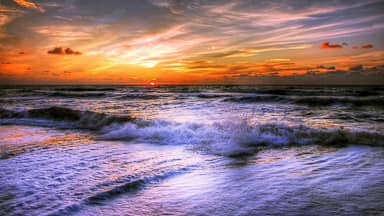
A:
293 97 384 107
197 94 230 99
224 95 384 107
221 86 383 96
224 95 285 103
48 92 107 98
115 94 161 100
0 106 134 130
54 87 116 92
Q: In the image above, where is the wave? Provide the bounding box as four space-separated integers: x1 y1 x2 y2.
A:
221 86 383 97
294 97 384 107
99 120 384 156
115 94 161 100
160 86 203 93
54 87 116 92
49 166 194 215
197 94 230 99
222 87 291 95
224 95 384 107
1 107 383 156
87 166 193 204
48 92 107 98
0 107 134 130
224 95 285 103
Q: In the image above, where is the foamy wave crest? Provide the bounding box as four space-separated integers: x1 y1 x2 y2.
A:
1 107 383 156
99 119 384 156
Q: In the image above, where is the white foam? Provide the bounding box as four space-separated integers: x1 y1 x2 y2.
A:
99 119 384 156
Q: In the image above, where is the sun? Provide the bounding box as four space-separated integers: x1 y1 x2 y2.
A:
149 80 156 86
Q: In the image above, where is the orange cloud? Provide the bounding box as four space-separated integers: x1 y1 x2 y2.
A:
361 44 373 49
47 47 82 55
12 0 45 13
320 42 343 49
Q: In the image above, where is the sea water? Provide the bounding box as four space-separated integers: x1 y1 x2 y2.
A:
1 85 383 215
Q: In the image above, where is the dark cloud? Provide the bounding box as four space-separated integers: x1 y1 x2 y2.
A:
317 65 336 70
349 64 363 71
47 47 82 55
320 42 343 49
225 65 384 85
361 44 373 49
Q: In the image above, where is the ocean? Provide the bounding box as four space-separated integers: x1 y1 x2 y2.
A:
1 85 384 215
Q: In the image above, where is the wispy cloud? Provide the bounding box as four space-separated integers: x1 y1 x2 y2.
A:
33 25 94 42
200 44 312 58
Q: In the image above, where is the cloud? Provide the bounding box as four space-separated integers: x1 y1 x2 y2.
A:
320 42 343 49
204 44 312 58
47 47 82 55
349 64 363 71
317 65 336 70
12 0 45 13
223 64 384 85
361 44 373 49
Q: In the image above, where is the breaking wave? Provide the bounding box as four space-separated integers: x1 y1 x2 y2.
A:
1 107 383 156
0 107 134 130
99 119 384 156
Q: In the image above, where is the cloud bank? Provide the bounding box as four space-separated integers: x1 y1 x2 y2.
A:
47 47 82 55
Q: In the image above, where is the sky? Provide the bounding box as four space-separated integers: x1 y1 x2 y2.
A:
0 0 383 85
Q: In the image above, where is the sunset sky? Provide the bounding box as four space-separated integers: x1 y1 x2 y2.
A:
0 0 383 84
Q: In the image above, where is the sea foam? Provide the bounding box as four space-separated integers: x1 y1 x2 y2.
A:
1 106 383 156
